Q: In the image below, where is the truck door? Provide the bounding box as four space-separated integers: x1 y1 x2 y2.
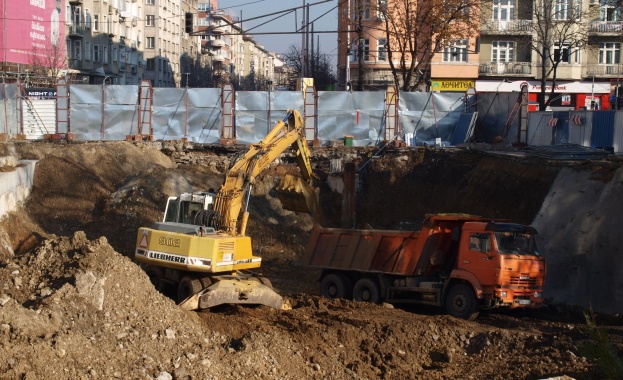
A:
459 233 498 287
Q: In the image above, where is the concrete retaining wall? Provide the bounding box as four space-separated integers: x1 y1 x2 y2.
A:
0 160 37 219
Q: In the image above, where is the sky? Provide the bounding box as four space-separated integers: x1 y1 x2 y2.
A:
218 0 339 60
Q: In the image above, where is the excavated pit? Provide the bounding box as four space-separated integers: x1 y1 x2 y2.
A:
0 140 621 379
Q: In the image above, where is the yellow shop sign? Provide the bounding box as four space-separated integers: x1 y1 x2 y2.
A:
431 80 475 92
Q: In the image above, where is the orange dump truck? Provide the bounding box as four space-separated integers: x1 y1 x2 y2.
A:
303 215 546 319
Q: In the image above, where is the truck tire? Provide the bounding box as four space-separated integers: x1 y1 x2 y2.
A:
445 284 479 320
353 278 381 304
321 273 351 299
177 276 204 304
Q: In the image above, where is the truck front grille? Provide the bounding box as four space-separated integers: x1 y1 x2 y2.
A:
510 276 537 286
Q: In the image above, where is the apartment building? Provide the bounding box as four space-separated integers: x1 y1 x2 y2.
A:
338 0 623 109
197 1 275 89
64 0 145 84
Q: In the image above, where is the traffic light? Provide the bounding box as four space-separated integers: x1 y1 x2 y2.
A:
185 12 193 34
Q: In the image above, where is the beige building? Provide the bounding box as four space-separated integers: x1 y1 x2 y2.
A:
197 1 275 89
338 0 623 106
66 0 145 84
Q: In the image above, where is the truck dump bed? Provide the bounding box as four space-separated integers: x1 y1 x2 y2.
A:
303 224 422 276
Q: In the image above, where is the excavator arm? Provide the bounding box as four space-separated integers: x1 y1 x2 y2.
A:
212 109 318 236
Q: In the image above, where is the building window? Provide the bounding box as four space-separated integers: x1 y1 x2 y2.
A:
103 45 109 63
492 41 515 62
85 41 91 60
493 0 515 21
146 15 155 26
112 46 118 62
73 41 81 60
146 0 154 5
93 45 100 62
103 15 108 33
93 14 99 31
601 0 622 21
351 39 370 61
443 39 468 62
146 37 155 48
377 38 387 61
147 58 155 70
554 43 577 63
599 42 621 64
554 0 579 21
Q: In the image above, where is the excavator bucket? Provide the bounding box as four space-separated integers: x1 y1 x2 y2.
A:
275 173 319 215
179 279 291 311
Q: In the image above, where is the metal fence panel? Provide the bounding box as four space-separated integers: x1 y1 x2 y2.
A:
153 88 187 140
591 110 615 149
236 91 270 144
568 111 591 146
475 92 521 143
614 111 623 153
70 103 105 140
400 92 464 145
104 105 138 140
528 112 555 146
187 88 221 144
1 84 19 136
105 85 138 105
70 84 103 104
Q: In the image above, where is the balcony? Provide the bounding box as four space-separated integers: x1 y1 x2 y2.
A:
480 19 533 35
479 61 532 76
212 54 225 62
69 0 82 4
67 25 84 38
586 64 623 77
209 39 225 47
589 21 623 35
206 25 225 34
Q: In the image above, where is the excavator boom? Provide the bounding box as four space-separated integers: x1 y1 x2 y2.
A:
135 109 318 311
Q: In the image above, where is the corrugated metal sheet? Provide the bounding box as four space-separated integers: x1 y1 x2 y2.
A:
525 144 611 160
527 112 554 146
567 111 591 146
450 112 477 145
612 111 623 153
22 99 56 139
591 111 615 149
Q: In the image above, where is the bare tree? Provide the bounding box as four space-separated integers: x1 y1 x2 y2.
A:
280 44 336 90
376 0 481 91
483 0 596 111
29 39 67 87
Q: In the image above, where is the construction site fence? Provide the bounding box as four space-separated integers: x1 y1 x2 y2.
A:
1 82 621 153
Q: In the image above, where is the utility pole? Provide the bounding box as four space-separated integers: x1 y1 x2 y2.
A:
346 0 351 91
357 1 364 91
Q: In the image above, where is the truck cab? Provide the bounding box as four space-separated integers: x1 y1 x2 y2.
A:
456 221 545 309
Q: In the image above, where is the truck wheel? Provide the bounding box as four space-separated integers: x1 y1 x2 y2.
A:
321 273 351 299
353 278 381 304
445 284 479 320
177 276 204 304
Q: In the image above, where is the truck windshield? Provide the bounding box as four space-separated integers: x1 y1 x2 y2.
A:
494 232 539 256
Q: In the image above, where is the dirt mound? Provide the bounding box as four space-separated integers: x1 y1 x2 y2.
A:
0 233 598 379
2 141 623 379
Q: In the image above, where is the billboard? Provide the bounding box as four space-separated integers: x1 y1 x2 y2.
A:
1 0 66 66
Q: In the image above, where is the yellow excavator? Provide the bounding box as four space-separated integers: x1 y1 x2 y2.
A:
135 110 318 310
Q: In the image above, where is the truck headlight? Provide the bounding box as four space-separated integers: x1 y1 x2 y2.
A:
534 292 542 298
500 291 507 298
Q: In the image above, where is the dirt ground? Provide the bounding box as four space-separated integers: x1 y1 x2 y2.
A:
0 140 622 379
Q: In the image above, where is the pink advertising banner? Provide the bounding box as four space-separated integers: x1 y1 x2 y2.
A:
1 0 66 66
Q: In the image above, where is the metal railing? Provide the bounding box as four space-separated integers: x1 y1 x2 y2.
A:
481 19 533 33
589 21 623 34
479 61 532 76
586 63 623 76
